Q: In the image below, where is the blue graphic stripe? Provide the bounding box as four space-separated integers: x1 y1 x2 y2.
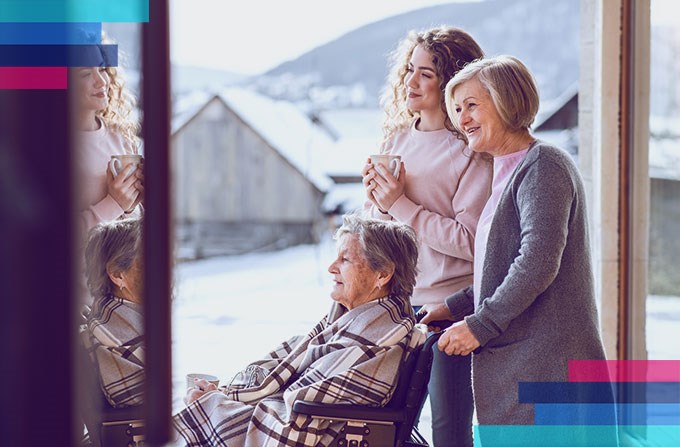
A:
535 403 680 425
0 1 148 23
474 425 680 447
519 382 680 404
0 23 100 44
534 404 618 425
0 44 117 66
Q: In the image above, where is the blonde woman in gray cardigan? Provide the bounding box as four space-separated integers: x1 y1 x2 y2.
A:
419 55 611 427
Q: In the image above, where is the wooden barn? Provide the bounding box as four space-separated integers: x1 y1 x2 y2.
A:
171 88 334 259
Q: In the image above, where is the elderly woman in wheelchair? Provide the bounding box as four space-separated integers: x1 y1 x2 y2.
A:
173 214 427 447
81 217 145 408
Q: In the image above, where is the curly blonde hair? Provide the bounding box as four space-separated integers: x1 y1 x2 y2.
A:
97 33 140 152
379 26 483 148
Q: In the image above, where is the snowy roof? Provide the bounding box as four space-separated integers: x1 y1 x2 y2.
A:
534 128 578 158
322 137 379 177
534 81 579 130
650 137 680 180
318 108 384 141
649 116 680 180
322 182 366 214
171 88 335 192
217 88 334 192
172 90 213 134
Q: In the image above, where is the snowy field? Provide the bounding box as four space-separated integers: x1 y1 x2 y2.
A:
169 236 680 445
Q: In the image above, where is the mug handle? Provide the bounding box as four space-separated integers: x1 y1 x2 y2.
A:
109 158 139 179
109 158 122 177
389 159 401 180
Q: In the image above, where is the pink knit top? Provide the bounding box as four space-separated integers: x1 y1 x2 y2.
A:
74 119 138 239
473 148 529 308
365 121 492 305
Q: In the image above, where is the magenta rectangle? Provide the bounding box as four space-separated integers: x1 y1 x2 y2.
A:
569 360 680 382
0 67 67 89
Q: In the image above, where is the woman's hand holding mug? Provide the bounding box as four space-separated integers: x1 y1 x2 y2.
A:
108 154 144 213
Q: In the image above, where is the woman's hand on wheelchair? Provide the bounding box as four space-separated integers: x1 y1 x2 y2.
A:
416 303 453 332
438 320 480 356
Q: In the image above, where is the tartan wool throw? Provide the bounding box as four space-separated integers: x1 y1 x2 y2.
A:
173 294 426 447
81 294 145 408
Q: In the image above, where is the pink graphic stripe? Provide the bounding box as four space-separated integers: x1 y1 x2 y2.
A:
0 67 67 89
569 360 680 382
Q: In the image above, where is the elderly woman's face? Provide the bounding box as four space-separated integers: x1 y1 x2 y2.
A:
452 77 511 156
328 234 381 310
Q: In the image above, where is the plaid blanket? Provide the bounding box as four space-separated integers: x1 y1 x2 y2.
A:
173 295 425 447
81 295 145 408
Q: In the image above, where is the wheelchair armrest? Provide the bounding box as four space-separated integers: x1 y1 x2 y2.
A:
293 400 405 423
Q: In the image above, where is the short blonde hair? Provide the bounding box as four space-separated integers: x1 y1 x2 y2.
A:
445 55 539 134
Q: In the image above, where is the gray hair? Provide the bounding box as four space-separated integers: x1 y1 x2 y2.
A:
84 218 142 299
445 55 540 134
334 214 419 301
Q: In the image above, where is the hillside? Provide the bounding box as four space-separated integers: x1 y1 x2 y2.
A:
256 0 579 106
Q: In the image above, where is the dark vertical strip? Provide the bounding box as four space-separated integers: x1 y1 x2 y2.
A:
0 90 75 443
619 0 634 363
141 0 173 444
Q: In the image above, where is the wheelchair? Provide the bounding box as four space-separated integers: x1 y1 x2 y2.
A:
293 330 443 447
78 310 145 447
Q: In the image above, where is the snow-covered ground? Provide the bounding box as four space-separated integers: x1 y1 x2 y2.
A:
169 236 680 445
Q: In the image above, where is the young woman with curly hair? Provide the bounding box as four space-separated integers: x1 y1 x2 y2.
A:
361 26 491 447
72 41 144 236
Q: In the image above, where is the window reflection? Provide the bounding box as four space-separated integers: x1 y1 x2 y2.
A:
72 25 146 446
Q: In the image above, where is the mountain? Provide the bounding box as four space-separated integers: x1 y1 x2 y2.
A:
171 64 247 95
256 0 579 107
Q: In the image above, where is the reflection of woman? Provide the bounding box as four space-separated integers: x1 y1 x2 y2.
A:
81 218 144 408
71 59 144 237
421 55 609 425
173 214 425 447
362 26 491 446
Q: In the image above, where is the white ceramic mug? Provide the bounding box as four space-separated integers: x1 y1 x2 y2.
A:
186 373 220 390
109 154 143 180
370 154 402 180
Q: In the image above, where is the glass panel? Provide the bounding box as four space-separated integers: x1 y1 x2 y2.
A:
647 0 680 361
73 22 146 446
168 1 583 446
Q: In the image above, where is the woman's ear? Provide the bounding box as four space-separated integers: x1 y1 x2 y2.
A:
377 263 396 288
107 264 125 289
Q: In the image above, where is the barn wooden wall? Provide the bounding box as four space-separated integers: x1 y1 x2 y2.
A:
172 98 325 258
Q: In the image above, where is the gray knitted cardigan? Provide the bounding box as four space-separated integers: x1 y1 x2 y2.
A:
445 140 608 425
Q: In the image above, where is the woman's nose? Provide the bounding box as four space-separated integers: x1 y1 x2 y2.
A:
94 71 106 87
458 109 470 126
328 260 337 274
405 72 417 89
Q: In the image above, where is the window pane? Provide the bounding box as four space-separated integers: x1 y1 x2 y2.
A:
647 0 680 360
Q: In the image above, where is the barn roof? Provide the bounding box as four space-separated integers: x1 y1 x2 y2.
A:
534 81 579 130
172 88 334 192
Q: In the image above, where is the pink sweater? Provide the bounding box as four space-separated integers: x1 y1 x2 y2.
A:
365 122 492 305
75 120 138 238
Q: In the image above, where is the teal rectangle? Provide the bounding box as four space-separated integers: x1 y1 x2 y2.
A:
474 425 680 447
0 1 148 23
